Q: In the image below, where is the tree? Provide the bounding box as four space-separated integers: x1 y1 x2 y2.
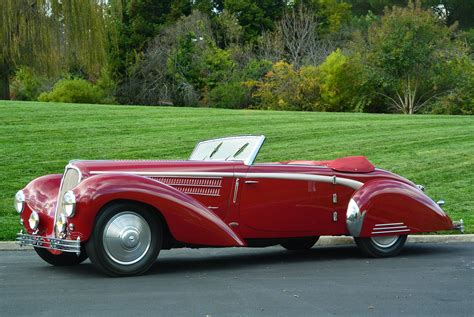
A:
347 0 407 16
362 1 468 114
426 0 474 29
348 1 474 29
0 0 109 100
107 0 187 81
258 4 335 67
223 0 287 43
249 61 322 111
278 5 318 68
318 49 370 112
296 0 352 34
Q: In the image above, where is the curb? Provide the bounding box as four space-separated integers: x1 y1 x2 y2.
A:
1 234 473 251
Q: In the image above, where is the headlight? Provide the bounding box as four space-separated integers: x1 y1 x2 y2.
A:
14 190 25 214
29 211 40 230
62 191 76 218
56 214 67 235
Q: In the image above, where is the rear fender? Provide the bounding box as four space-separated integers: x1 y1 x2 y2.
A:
71 174 245 247
347 179 453 237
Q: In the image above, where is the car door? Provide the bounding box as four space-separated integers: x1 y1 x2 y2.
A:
237 165 338 234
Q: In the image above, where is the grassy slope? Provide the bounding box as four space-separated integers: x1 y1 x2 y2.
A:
0 101 473 239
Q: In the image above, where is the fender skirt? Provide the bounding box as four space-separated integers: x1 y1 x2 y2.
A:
348 179 453 237
71 174 245 247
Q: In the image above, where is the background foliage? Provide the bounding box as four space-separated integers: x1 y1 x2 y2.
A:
1 0 473 114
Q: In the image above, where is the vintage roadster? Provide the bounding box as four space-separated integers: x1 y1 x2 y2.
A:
16 135 463 276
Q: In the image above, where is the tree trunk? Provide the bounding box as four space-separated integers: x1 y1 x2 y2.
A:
0 63 10 100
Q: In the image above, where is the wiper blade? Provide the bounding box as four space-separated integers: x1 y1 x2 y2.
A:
208 142 223 159
233 143 249 158
225 142 249 161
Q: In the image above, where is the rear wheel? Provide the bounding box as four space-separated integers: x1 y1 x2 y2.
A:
354 235 407 257
281 236 319 251
34 247 88 266
86 202 162 277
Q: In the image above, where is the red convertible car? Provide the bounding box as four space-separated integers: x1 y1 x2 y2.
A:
16 135 463 276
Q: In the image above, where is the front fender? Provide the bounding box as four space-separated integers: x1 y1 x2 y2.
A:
21 174 63 236
348 179 453 237
71 174 245 247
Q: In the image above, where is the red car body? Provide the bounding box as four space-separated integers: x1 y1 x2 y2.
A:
16 135 462 275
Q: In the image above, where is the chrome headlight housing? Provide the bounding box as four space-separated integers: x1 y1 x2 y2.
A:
14 190 25 214
62 191 76 218
346 199 365 237
28 211 40 230
346 199 360 222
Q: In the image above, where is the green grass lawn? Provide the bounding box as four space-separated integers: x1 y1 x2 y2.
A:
1 100 473 239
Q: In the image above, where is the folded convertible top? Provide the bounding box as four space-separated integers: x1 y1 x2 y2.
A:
282 156 375 173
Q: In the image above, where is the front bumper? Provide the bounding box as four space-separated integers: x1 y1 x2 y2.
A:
16 231 81 254
453 219 464 233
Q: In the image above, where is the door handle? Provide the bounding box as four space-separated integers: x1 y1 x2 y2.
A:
244 180 259 184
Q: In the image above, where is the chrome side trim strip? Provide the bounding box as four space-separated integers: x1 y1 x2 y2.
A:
371 229 410 234
234 173 363 190
90 171 235 177
374 223 404 227
373 226 408 231
89 171 364 190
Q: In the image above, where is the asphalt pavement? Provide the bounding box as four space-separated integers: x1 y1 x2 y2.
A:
1 242 473 316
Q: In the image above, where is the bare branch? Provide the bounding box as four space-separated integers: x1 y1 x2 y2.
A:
278 5 317 68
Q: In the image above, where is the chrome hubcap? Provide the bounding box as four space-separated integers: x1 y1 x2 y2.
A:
103 212 151 265
370 235 399 248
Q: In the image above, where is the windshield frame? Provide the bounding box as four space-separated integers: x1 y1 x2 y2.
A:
189 135 266 166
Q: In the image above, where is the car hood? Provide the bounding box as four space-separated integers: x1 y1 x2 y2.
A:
71 159 242 178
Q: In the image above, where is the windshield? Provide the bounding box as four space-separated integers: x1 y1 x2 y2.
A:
189 135 265 165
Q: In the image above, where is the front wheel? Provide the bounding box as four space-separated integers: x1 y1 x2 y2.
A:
354 235 407 258
34 246 88 266
86 202 162 277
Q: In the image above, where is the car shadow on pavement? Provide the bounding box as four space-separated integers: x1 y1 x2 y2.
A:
144 243 461 276
44 243 461 278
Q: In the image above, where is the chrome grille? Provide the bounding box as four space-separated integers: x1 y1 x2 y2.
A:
54 166 81 236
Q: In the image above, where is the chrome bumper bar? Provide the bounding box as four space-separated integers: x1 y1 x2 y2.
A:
16 231 81 254
453 219 464 233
